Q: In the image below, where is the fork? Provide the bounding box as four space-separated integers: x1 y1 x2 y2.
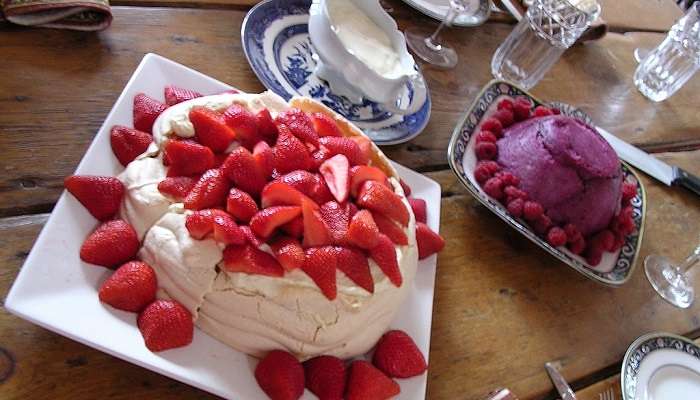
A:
598 387 615 400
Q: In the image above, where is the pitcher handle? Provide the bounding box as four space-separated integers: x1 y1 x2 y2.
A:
381 72 426 115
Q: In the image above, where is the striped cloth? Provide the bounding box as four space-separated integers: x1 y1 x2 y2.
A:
0 0 111 30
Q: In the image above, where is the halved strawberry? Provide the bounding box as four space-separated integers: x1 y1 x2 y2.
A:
369 234 402 287
99 261 157 312
250 206 302 238
274 125 313 173
164 85 202 106
357 181 409 227
189 106 236 153
408 197 427 223
346 360 400 400
163 139 215 177
213 214 246 245
110 125 153 166
255 350 305 400
253 141 274 178
372 330 427 378
256 108 279 144
222 244 284 277
80 220 139 268
275 108 319 146
133 93 166 134
302 198 332 247
281 216 304 239
304 355 347 400
226 188 258 223
372 212 408 246
336 246 374 293
183 169 230 210
275 170 333 204
302 246 337 300
310 112 342 137
311 148 332 171
318 137 364 166
240 225 264 248
221 147 267 197
223 104 259 149
319 201 351 244
416 222 445 260
349 136 372 165
349 165 388 198
270 236 305 271
185 209 230 239
319 154 350 203
64 175 124 221
261 182 316 209
346 209 380 249
399 178 412 197
137 299 193 352
157 176 197 201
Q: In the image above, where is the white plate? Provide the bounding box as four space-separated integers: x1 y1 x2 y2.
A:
4 53 441 400
399 0 491 27
622 332 700 400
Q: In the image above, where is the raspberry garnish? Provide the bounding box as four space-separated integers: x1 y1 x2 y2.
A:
475 130 498 144
493 109 515 128
585 246 603 266
546 226 567 247
475 141 498 160
523 201 544 221
621 182 637 204
567 237 586 255
504 185 528 203
497 171 520 187
533 214 552 235
481 118 504 138
497 98 514 111
552 108 561 115
563 223 582 243
478 160 501 174
507 198 524 218
513 98 531 121
474 164 493 184
533 106 554 117
483 177 505 200
594 229 616 252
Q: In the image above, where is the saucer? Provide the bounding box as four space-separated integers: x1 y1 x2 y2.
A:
241 0 432 145
399 0 491 27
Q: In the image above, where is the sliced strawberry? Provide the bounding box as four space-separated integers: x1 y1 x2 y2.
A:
318 137 364 166
80 220 139 268
304 355 347 400
213 213 246 245
261 182 316 209
250 206 302 238
133 93 166 134
302 198 332 247
274 125 313 173
157 176 197 201
163 139 215 177
275 170 333 204
253 141 274 178
226 188 258 223
275 108 319 146
310 112 342 137
185 209 230 239
99 261 157 312
255 350 305 400
256 108 279 144
399 178 412 197
110 125 153 166
222 104 260 149
281 216 304 239
270 236 305 271
64 175 124 221
183 169 230 210
372 330 427 378
164 85 202 106
346 360 400 400
222 244 284 277
416 222 445 259
221 147 267 197
240 225 264 248
336 246 374 293
370 234 402 287
357 181 409 227
319 201 351 244
349 136 372 165
302 246 337 300
311 148 332 171
346 209 380 249
408 197 427 223
349 165 388 198
189 106 236 153
372 212 408 246
137 299 193 352
319 154 350 203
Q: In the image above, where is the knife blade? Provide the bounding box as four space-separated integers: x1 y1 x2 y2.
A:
597 127 700 196
544 362 577 400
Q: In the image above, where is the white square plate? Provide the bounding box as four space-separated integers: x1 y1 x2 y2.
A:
4 53 441 399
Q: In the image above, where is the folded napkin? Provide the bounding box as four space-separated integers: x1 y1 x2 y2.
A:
0 0 112 31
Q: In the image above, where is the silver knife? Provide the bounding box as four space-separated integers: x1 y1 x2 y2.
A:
545 362 577 400
597 127 700 197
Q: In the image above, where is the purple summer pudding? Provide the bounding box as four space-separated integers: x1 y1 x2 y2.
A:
496 115 623 236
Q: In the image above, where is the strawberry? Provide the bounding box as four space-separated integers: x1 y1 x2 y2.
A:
319 201 351 244
222 244 284 277
110 125 153 166
372 212 408 246
261 182 316 208
240 225 264 248
164 85 202 106
302 198 332 247
372 330 427 378
318 137 364 166
250 206 302 238
80 220 139 268
349 165 389 197
310 112 342 137
399 178 412 197
133 93 166 134
416 222 445 260
336 246 374 293
408 197 427 223
275 170 333 204
369 234 402 287
163 139 215 177
357 181 409 227
221 147 267 197
304 355 347 400
223 104 260 149
137 299 193 352
319 154 350 203
256 108 279 144
189 106 236 153
346 210 380 249
302 246 337 300
98 261 157 312
226 188 259 223
346 360 400 400
274 125 313 173
253 141 275 178
213 213 246 245
185 209 230 239
275 108 319 146
255 350 305 400
349 136 372 165
219 89 240 95
270 236 305 271
157 176 197 201
64 175 124 221
184 169 230 210
281 217 304 239
312 148 332 171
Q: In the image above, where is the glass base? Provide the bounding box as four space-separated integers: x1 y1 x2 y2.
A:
405 27 458 68
645 254 694 308
634 47 650 63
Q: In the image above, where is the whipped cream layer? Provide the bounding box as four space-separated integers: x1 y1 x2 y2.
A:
117 155 169 240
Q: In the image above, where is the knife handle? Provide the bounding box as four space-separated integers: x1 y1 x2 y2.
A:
674 167 700 197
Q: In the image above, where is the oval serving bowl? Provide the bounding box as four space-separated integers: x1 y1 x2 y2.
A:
447 79 646 286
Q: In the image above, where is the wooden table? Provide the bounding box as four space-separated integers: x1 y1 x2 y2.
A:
1 0 698 399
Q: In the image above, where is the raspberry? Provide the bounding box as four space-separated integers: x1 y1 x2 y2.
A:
513 98 532 121
504 185 527 203
478 160 501 174
533 214 552 235
507 198 524 218
594 229 616 252
497 98 514 111
497 172 520 187
493 109 515 128
474 164 494 184
475 130 498 144
475 141 498 160
617 206 636 235
481 118 504 138
611 232 625 251
621 182 637 204
547 226 567 247
533 106 554 117
523 201 544 221
563 223 582 243
568 237 586 255
483 177 505 200
585 242 604 266
552 108 561 115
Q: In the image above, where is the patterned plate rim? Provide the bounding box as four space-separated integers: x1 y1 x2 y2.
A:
398 0 492 27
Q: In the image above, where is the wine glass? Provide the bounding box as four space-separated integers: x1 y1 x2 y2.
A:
645 240 700 308
404 0 480 68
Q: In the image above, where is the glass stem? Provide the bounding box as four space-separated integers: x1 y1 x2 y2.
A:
425 7 457 49
681 245 700 272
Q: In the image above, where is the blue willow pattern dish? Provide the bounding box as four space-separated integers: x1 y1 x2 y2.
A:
241 0 431 145
447 80 646 286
